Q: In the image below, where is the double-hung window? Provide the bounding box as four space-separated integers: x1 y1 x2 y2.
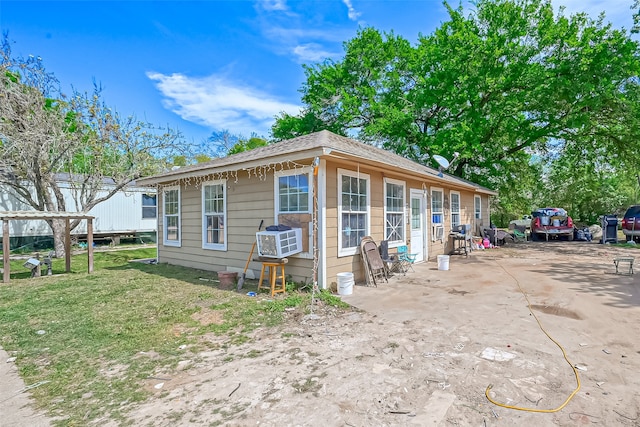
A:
431 189 443 225
278 173 310 213
163 187 180 247
384 178 405 243
338 169 369 256
450 191 461 229
142 193 157 219
202 181 226 250
474 195 482 220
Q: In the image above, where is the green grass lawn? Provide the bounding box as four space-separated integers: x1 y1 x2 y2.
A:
0 248 346 426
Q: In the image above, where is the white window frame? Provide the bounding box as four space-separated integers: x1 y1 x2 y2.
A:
450 191 461 229
431 188 444 225
475 195 482 220
338 168 370 257
384 177 405 244
275 169 312 215
163 186 181 247
202 180 227 250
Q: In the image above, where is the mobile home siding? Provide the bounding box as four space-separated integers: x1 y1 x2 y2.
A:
0 184 156 238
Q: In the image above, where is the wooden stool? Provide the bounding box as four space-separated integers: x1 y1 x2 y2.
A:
257 258 287 296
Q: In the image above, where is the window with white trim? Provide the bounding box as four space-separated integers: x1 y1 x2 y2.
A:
338 169 369 255
431 189 443 224
475 195 482 220
384 178 405 243
202 181 226 250
142 193 157 219
450 191 461 228
278 172 310 213
163 187 180 247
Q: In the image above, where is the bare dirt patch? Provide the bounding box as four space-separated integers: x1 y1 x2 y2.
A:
191 307 224 326
110 241 640 426
6 241 640 427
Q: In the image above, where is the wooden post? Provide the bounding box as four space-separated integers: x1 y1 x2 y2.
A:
87 219 94 273
3 219 10 283
65 218 71 273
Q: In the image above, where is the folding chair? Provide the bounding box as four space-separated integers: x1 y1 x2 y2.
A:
397 245 418 274
379 240 402 276
512 225 527 242
360 237 388 286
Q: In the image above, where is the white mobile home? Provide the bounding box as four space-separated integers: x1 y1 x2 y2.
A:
0 177 157 249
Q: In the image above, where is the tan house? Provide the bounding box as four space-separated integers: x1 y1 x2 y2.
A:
137 130 496 288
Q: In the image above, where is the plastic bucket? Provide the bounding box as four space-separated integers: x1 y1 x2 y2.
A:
337 272 354 295
437 255 450 271
540 216 550 226
552 219 560 227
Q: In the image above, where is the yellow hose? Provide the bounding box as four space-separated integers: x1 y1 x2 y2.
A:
485 260 581 413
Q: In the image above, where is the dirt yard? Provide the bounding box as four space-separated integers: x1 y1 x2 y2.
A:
4 241 640 426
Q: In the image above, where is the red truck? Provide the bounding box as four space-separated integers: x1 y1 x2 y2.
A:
622 205 640 243
530 208 574 241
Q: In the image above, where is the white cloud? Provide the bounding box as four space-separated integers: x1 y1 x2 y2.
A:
342 0 361 21
292 43 337 62
259 0 288 12
262 25 348 43
146 72 301 136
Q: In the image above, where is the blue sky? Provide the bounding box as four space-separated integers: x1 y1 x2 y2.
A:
0 0 636 146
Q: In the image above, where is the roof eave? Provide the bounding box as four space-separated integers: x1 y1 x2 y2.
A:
137 148 327 186
324 149 497 194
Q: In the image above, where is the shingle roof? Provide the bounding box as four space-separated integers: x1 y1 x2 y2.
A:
138 130 496 195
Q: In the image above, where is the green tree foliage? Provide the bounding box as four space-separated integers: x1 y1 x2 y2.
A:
0 35 185 255
199 130 268 159
227 137 268 155
272 0 640 221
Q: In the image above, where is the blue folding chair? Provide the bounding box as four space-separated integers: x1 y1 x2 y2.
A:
397 245 418 274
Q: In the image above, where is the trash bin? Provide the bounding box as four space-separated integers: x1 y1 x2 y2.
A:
601 215 618 244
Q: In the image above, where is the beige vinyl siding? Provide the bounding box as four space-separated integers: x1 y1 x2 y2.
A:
145 130 498 287
324 161 406 285
459 192 478 233
158 174 314 282
155 156 494 287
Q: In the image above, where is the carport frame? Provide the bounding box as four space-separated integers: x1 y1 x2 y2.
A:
1 211 95 283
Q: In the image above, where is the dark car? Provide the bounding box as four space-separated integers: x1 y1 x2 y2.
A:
530 207 574 241
622 205 640 242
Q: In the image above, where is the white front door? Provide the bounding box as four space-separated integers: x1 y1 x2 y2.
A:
410 189 427 262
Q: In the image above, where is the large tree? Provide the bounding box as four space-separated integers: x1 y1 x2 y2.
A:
0 37 184 255
272 0 640 221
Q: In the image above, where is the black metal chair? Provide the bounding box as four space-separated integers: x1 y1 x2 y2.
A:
379 240 402 276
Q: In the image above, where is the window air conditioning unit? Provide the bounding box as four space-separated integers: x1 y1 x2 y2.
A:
256 228 303 258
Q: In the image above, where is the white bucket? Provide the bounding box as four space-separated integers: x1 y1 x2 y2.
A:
437 255 450 271
552 219 560 227
337 272 354 295
540 216 550 226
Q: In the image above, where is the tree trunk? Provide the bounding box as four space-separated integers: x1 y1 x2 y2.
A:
51 219 66 258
